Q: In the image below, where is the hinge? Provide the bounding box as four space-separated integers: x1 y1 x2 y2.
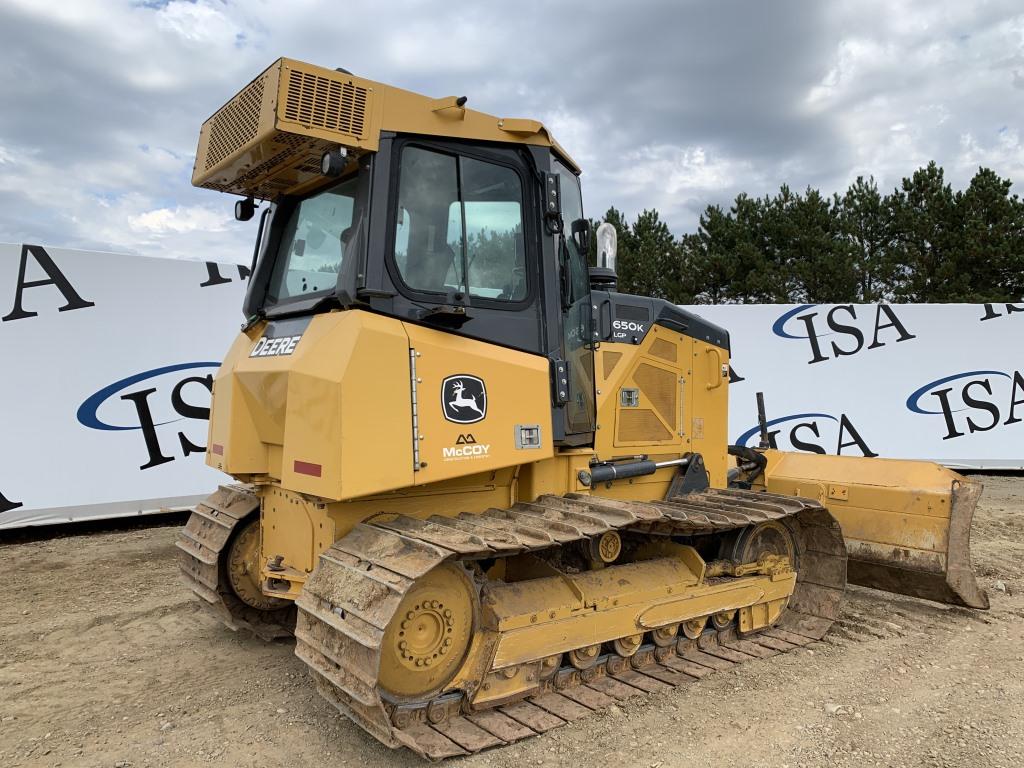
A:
551 359 570 405
543 172 562 234
409 349 421 472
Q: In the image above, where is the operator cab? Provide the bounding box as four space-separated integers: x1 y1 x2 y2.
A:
242 136 595 445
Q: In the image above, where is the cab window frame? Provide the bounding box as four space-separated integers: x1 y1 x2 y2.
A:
384 137 536 312
248 155 372 319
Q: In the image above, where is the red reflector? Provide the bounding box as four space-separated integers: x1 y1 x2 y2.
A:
294 460 322 477
210 443 224 456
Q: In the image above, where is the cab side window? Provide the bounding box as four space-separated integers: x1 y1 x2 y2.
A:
393 146 527 303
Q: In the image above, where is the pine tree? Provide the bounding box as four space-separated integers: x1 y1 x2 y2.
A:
683 201 749 304
787 187 857 303
959 167 1024 302
595 162 1023 306
836 176 896 301
622 209 682 300
739 191 793 303
888 162 965 301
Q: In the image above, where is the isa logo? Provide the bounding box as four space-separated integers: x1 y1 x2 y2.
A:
907 369 1024 440
77 362 219 470
772 304 916 365
736 412 877 456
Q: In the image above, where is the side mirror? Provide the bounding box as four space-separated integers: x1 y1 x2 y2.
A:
596 221 617 271
571 218 590 256
235 196 255 222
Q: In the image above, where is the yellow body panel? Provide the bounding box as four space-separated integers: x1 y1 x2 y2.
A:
208 310 415 500
689 339 730 487
404 322 554 486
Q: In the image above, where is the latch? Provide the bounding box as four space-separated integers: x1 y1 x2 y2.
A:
515 424 543 449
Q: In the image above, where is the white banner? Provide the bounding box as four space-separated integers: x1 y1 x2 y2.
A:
2 243 1021 529
1 244 247 528
687 303 1024 469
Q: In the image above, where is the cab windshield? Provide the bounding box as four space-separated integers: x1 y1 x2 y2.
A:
265 169 367 306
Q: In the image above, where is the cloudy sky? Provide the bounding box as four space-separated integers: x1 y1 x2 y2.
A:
1 0 1023 264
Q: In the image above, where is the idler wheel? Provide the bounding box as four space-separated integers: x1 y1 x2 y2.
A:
539 654 562 678
226 518 291 611
733 519 798 570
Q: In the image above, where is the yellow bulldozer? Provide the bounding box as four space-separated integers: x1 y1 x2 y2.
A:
177 58 988 759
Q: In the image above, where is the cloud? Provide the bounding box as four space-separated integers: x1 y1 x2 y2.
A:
129 205 229 235
0 0 1022 263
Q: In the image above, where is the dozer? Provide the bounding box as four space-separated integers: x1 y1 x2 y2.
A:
177 58 988 759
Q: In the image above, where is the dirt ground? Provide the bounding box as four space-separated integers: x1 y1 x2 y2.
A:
2 475 1022 768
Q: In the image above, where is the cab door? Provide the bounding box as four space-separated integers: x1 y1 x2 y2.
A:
551 159 596 440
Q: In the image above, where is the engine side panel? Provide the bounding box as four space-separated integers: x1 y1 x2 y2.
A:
594 324 730 490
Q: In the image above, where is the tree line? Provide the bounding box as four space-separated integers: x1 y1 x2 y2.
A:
592 162 1024 304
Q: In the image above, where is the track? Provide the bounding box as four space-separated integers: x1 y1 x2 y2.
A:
294 488 846 759
175 484 295 641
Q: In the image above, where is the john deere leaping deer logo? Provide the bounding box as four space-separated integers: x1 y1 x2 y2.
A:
441 375 487 424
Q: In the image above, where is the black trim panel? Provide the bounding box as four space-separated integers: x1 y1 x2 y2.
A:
593 291 730 351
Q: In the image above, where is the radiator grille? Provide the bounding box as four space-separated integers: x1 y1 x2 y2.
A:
205 73 266 171
633 363 676 426
284 70 368 137
200 135 313 197
617 410 671 442
649 338 678 363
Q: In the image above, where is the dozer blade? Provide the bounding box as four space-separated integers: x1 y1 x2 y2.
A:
760 450 988 609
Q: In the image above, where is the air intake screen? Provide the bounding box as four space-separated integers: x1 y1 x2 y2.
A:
633 363 677 426
205 73 267 170
284 70 368 137
603 351 622 379
649 338 678 363
617 410 672 442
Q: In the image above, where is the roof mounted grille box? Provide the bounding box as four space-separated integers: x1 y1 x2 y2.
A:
192 58 380 199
